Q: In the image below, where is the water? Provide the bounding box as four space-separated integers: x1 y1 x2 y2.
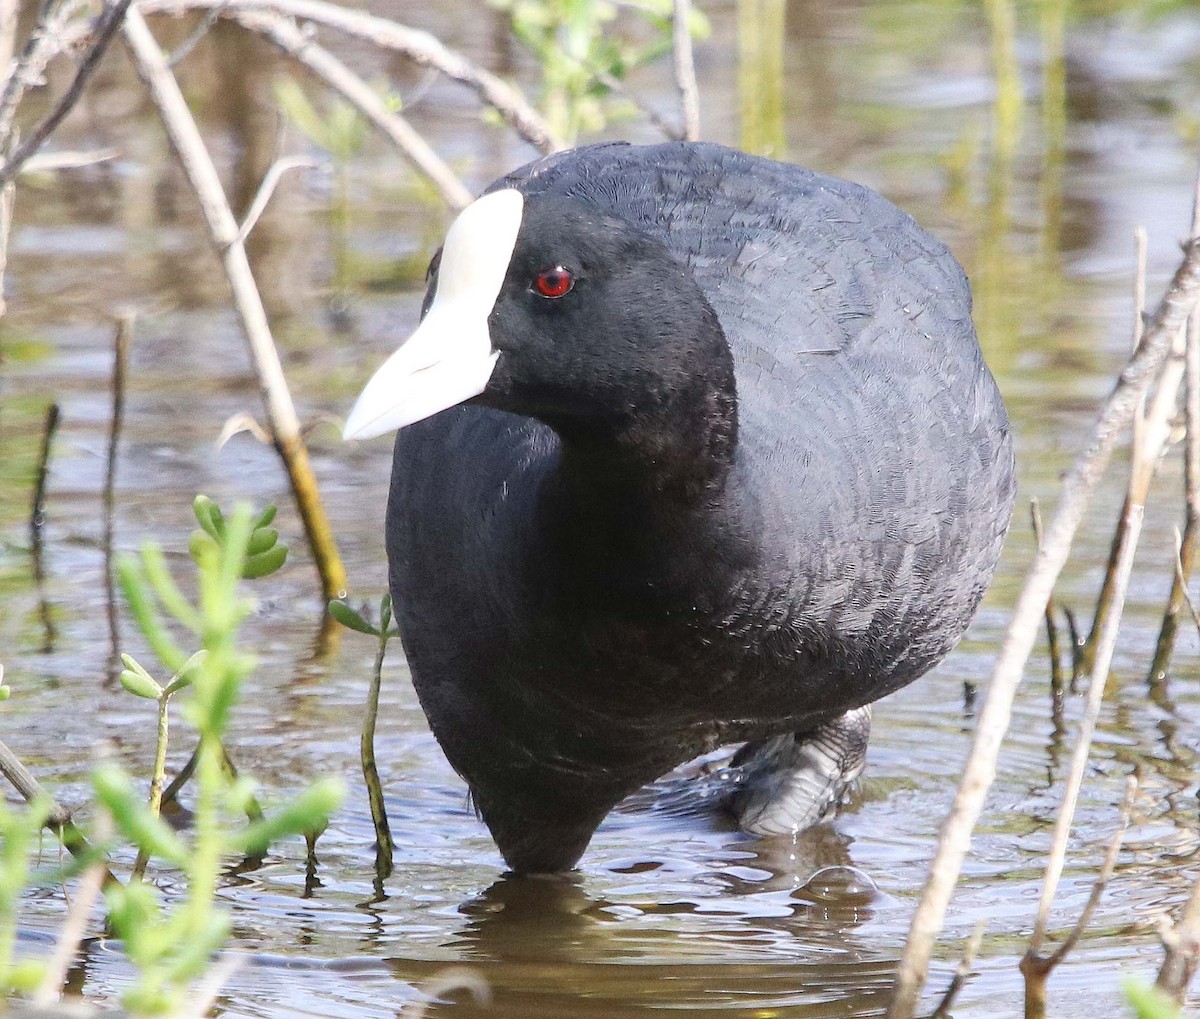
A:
2 1 1198 1015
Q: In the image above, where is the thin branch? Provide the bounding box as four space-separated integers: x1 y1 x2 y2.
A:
0 0 136 187
886 231 1200 1019
1020 773 1138 1019
1157 874 1200 1003
1030 230 1185 958
1029 498 1064 713
137 0 562 153
0 0 17 81
590 64 683 141
0 738 117 884
1171 528 1200 633
166 0 225 66
122 4 347 600
30 402 60 653
233 153 317 245
229 10 472 210
1046 771 1137 967
927 919 985 1019
103 313 132 682
0 0 75 144
32 859 105 1005
671 0 700 141
1150 166 1200 678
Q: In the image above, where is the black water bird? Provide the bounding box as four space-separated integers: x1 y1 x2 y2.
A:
344 141 1016 874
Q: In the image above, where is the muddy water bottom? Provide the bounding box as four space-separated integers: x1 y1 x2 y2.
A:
3 0 1200 1016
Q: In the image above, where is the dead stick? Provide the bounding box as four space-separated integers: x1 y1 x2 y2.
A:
136 0 561 153
1149 169 1200 679
0 738 117 885
1156 874 1200 1003
122 6 347 601
886 232 1200 1019
104 313 133 681
30 402 60 653
1080 228 1155 675
1021 772 1137 1018
671 0 700 141
230 10 471 210
1029 498 1064 711
927 919 985 1019
0 0 136 186
0 0 70 143
1029 227 1182 956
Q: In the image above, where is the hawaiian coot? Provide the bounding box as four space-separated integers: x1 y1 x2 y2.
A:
344 141 1016 874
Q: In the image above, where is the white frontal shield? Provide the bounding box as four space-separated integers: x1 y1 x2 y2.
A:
343 189 525 440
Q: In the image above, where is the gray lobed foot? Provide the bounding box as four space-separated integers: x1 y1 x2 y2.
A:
728 705 873 836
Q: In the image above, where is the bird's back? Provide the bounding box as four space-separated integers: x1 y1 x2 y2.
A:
480 141 1014 695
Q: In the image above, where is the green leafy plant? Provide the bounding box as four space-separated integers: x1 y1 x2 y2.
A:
0 797 52 996
329 594 400 880
1124 978 1183 1019
491 0 709 143
104 496 341 1015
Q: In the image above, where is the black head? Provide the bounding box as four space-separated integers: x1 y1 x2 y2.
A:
344 189 737 486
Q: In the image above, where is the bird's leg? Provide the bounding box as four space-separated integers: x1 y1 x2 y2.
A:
728 705 872 836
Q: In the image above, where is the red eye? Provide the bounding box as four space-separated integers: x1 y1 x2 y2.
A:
532 266 574 299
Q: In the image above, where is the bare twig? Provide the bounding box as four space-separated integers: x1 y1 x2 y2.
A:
927 919 985 1019
166 0 225 66
401 967 490 1019
0 0 17 73
30 402 59 653
1150 169 1200 678
0 180 12 317
1029 498 1064 713
1029 230 1183 965
31 859 105 1006
1171 528 1200 633
0 0 136 187
0 738 116 884
185 952 246 1017
0 0 76 144
229 10 472 210
104 313 133 682
887 232 1200 1019
362 625 394 881
1080 230 1161 676
122 5 347 600
1157 874 1200 1003
590 64 683 141
1046 772 1137 967
137 0 561 153
671 0 700 141
233 153 318 245
1021 773 1138 1018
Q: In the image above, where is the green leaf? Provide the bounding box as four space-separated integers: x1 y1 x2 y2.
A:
253 504 277 529
246 527 279 556
1123 978 1182 1019
379 593 393 633
164 649 207 695
189 528 219 568
328 599 377 635
233 778 345 856
120 667 163 700
118 555 188 674
141 543 201 632
92 765 189 867
242 544 287 579
192 494 225 540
